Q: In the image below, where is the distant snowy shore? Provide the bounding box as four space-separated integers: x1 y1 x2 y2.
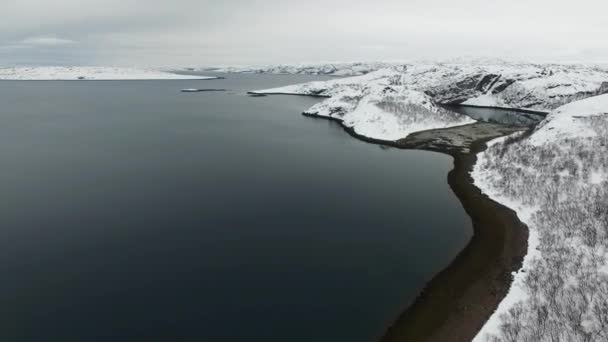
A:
0 67 213 81
251 63 608 141
199 60 608 78
193 62 399 77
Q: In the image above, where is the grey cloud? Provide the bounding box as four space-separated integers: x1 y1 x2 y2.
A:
0 0 607 66
21 36 78 46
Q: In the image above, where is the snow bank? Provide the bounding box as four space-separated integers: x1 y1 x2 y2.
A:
0 66 214 80
472 94 608 342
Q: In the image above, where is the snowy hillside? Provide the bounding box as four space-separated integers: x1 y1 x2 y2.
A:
196 62 397 77
254 63 608 110
254 67 475 140
460 65 608 111
0 67 213 80
251 63 608 141
251 63 608 340
472 94 608 342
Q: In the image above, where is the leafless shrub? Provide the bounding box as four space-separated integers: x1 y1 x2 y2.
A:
475 113 608 341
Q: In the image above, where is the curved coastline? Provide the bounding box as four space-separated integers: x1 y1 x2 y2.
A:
380 138 528 342
300 112 529 341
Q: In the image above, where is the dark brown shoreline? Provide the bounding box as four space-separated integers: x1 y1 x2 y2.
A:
302 112 529 342
380 139 528 342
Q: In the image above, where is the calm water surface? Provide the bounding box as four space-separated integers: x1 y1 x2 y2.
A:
0 73 471 342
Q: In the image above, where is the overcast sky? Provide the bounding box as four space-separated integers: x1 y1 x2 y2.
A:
1 0 607 66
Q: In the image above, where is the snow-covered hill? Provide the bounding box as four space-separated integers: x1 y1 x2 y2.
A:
253 67 475 140
251 63 608 141
251 63 608 341
0 67 213 80
472 94 608 342
196 62 397 77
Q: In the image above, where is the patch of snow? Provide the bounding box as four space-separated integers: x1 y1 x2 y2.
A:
462 94 502 108
589 170 606 185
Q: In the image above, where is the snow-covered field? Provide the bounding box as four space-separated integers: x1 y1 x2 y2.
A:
0 67 213 80
472 95 608 342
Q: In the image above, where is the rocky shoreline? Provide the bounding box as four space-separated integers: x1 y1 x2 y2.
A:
302 112 530 342
381 137 528 342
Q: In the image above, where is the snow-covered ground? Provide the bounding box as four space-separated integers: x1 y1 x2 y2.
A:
251 63 608 141
0 67 213 80
472 94 608 342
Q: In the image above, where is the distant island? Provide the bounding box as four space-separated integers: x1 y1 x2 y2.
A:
0 66 213 81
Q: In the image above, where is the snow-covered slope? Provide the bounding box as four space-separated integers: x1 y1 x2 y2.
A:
0 67 213 80
255 63 608 111
196 62 397 77
254 67 475 141
304 84 475 141
251 63 608 141
461 65 608 111
472 94 608 342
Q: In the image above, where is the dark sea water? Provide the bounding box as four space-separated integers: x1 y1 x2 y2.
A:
0 73 471 342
